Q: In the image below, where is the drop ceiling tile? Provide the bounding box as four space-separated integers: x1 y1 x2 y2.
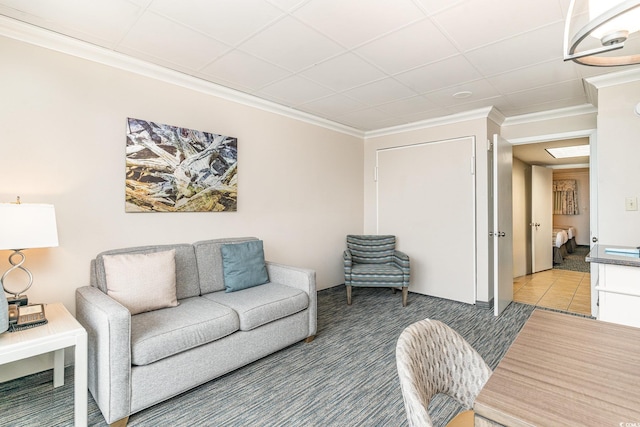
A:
464 22 566 76
300 53 387 92
395 55 482 93
503 96 589 117
355 18 459 74
392 107 453 125
201 50 291 90
127 0 153 6
238 16 343 72
257 75 335 105
148 0 284 45
444 95 510 114
298 94 368 117
293 0 425 48
414 0 466 14
341 78 417 105
336 107 391 130
267 0 307 11
506 80 586 107
487 60 580 94
432 0 564 51
118 12 231 70
0 0 142 46
375 95 438 116
425 79 501 107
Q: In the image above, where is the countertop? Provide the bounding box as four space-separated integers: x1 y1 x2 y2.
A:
586 244 640 267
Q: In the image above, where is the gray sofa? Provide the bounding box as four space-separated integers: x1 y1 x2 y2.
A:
76 237 317 426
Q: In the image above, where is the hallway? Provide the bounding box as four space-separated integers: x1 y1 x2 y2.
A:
513 269 591 316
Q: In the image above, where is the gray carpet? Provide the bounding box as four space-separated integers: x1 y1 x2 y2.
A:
553 245 591 273
0 286 535 427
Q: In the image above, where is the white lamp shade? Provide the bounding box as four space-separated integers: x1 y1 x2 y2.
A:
0 203 59 250
589 0 640 39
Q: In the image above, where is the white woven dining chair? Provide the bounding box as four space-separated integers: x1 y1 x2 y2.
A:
396 319 492 427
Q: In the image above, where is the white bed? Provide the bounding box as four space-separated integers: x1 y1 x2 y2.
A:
553 228 569 264
555 225 577 253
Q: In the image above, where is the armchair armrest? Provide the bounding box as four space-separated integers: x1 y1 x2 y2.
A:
75 286 132 424
343 249 353 286
266 262 317 337
393 250 410 287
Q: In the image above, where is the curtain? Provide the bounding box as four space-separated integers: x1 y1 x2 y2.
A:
553 179 579 215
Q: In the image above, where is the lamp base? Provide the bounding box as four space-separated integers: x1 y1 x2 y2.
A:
7 295 28 306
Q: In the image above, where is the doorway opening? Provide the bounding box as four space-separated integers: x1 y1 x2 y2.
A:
509 132 595 316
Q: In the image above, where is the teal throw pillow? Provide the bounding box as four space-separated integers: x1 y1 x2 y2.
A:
221 240 269 292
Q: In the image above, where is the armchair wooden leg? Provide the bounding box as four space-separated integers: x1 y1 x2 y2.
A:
346 285 352 305
110 416 129 427
402 287 408 307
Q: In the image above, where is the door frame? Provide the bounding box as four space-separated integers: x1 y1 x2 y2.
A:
508 128 597 316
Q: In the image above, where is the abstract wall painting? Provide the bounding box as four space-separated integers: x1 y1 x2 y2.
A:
125 118 237 212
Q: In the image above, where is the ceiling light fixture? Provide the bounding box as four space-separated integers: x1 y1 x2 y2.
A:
453 91 473 99
564 0 640 66
545 145 590 158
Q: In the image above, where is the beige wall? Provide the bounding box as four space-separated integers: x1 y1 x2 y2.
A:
512 157 531 277
364 118 492 303
0 36 364 317
596 80 640 245
553 168 590 246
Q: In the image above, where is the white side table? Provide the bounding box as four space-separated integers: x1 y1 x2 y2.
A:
0 303 88 426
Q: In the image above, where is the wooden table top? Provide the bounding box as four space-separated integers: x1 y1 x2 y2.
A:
474 309 640 426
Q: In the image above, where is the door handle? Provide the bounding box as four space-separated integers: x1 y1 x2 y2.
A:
498 231 505 237
592 237 598 243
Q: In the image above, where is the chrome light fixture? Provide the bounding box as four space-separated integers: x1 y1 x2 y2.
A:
564 0 640 66
0 197 59 305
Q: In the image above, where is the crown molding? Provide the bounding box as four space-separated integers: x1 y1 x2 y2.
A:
502 104 597 127
585 67 640 89
584 67 640 107
0 16 365 138
508 128 596 145
364 106 497 139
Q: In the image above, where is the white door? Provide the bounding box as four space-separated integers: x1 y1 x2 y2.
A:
531 165 553 273
589 131 598 317
493 134 513 316
377 137 476 304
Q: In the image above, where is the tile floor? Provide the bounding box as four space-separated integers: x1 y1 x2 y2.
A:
513 269 591 316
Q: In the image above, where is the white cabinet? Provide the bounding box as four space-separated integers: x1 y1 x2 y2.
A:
587 245 640 328
597 263 640 327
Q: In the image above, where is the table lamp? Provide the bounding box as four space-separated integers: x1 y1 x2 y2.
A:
0 197 59 307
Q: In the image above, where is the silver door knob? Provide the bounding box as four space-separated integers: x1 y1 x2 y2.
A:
592 237 598 243
499 231 506 237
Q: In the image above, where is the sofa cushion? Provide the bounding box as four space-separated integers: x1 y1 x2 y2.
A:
103 249 178 315
203 282 308 331
130 297 239 366
94 243 201 299
221 240 269 293
193 237 258 294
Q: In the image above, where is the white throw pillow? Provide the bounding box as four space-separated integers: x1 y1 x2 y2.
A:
103 249 178 315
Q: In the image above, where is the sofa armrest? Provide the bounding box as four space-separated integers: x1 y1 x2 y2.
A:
266 262 317 337
75 286 132 424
